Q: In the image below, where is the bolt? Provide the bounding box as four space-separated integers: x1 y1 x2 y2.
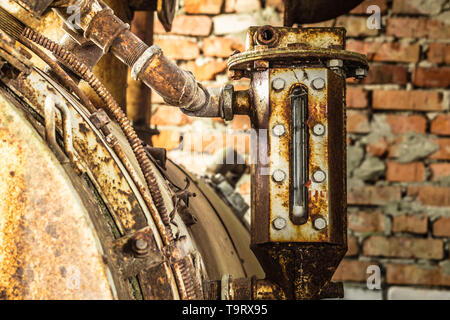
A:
312 169 326 183
132 237 149 256
312 77 325 90
272 124 286 137
272 169 286 182
355 68 367 79
312 123 325 136
273 217 287 230
272 78 285 91
327 59 343 68
313 217 327 230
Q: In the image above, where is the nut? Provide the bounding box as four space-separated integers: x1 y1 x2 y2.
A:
312 123 325 136
272 78 285 91
313 217 327 230
272 124 286 137
312 169 326 183
272 169 286 182
272 217 287 230
312 78 325 90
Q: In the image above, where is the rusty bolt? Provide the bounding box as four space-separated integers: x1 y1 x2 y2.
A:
312 123 325 136
254 60 269 71
355 68 367 79
312 170 326 183
312 78 325 90
228 69 244 80
272 78 285 91
272 169 286 182
313 217 327 230
255 25 279 47
272 124 286 137
132 237 149 256
272 217 287 230
327 59 343 68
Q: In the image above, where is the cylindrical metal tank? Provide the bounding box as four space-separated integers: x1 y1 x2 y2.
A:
0 29 263 299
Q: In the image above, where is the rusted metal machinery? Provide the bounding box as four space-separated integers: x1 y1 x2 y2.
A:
0 0 367 300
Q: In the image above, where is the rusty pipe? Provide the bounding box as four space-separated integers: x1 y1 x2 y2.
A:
54 0 221 116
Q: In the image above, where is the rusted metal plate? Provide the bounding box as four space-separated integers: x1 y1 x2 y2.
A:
268 68 330 242
0 92 115 299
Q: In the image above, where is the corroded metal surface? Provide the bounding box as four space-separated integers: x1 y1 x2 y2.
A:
228 27 368 80
0 91 114 299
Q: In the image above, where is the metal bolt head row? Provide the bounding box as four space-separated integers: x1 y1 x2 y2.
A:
273 216 326 231
272 123 324 137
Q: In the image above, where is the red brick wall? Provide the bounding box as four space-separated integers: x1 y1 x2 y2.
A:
150 0 450 299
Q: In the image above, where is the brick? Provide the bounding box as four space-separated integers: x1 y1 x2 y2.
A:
431 114 450 136
386 263 450 287
388 286 450 300
348 186 401 205
348 211 384 233
362 64 408 85
413 67 450 88
346 41 420 63
385 114 427 134
152 130 181 150
430 138 450 160
366 137 389 157
392 215 428 234
386 161 425 182
213 14 256 35
335 16 378 37
150 106 193 126
346 235 359 257
392 0 446 15
347 111 370 133
231 115 251 131
202 36 245 58
332 260 377 282
363 236 444 259
372 90 444 111
428 43 450 64
430 163 450 181
407 186 450 207
154 38 199 60
350 0 388 14
224 0 261 13
182 59 227 81
387 17 450 39
346 87 368 108
185 0 223 14
433 217 450 237
155 15 212 36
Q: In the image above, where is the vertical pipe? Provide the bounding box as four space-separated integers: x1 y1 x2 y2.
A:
126 10 154 143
